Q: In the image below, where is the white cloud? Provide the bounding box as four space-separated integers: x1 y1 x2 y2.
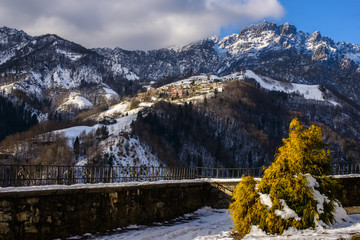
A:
0 0 284 50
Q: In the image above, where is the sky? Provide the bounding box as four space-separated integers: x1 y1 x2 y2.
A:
0 0 359 50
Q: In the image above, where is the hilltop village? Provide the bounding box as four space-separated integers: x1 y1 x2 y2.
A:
137 75 225 104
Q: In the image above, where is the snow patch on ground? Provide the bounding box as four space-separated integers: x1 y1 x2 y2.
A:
64 207 360 240
50 67 74 88
244 214 360 240
69 207 234 240
54 114 146 166
102 87 119 101
99 102 130 118
111 63 139 81
56 49 83 61
100 135 162 167
56 114 137 143
58 92 93 111
244 70 338 105
165 70 341 107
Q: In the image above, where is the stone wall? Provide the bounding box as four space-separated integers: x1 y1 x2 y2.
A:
0 182 206 240
0 177 359 240
338 177 360 207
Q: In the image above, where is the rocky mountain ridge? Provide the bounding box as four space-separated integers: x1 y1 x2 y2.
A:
96 21 360 103
0 26 140 120
1 22 360 115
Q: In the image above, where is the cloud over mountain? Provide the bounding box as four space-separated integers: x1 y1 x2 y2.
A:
0 0 284 50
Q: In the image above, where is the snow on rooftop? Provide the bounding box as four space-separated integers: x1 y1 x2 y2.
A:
170 74 221 86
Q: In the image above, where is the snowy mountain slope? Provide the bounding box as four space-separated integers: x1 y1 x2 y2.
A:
1 23 360 167
58 92 93 112
218 22 360 64
2 68 360 167
152 70 349 108
0 26 140 119
217 22 360 104
95 21 360 104
53 113 163 167
57 114 137 139
1 22 360 116
0 27 139 83
243 70 340 106
131 70 360 167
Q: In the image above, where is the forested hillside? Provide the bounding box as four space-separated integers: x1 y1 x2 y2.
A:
132 79 360 168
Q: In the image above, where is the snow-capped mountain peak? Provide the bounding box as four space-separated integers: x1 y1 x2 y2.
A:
1 22 360 122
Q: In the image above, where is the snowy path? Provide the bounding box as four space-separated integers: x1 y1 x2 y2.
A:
66 208 360 240
66 207 233 240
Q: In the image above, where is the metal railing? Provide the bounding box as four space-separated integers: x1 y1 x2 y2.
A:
0 163 358 187
195 167 263 178
0 165 196 187
331 163 360 175
196 163 360 179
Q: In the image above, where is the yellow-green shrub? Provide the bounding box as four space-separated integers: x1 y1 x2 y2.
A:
229 118 339 236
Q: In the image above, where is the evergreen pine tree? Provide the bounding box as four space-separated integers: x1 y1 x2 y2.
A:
229 118 344 237
73 136 80 160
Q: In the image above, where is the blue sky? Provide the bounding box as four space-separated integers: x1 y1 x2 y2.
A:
0 0 359 50
221 0 360 45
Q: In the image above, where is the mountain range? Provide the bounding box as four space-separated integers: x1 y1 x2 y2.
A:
0 22 360 166
1 22 360 111
96 21 360 103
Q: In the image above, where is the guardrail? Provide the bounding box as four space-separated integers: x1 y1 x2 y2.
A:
0 165 196 187
195 167 263 178
0 163 358 187
332 163 360 175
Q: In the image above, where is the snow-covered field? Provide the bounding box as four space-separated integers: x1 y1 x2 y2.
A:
65 207 360 240
55 114 137 142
